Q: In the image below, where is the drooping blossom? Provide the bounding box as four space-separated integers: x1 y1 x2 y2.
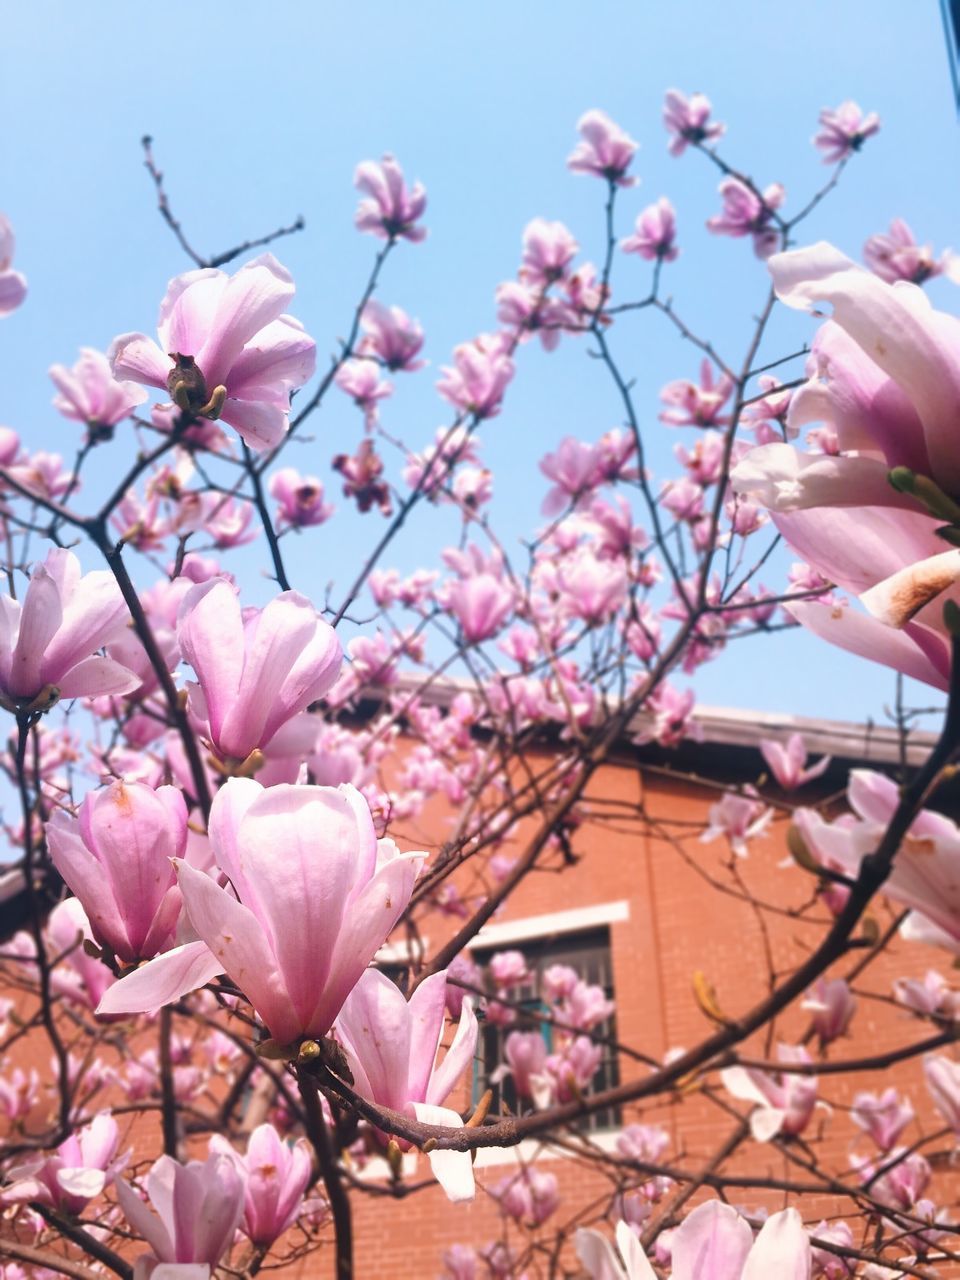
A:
0 1067 40 1123
437 333 515 419
731 242 960 690
354 155 427 242
567 110 638 186
177 578 341 765
1 1112 127 1213
208 1124 311 1246
576 1201 810 1279
49 347 148 443
0 214 27 315
335 967 478 1200
116 1152 243 1273
707 179 785 259
813 101 880 164
662 89 725 156
721 1043 819 1141
863 218 960 286
760 733 831 790
334 357 393 427
493 1169 560 1226
46 780 187 963
269 467 334 529
110 254 316 451
359 299 425 371
333 438 393 515
621 198 678 262
0 547 139 713
501 1031 552 1107
98 779 424 1047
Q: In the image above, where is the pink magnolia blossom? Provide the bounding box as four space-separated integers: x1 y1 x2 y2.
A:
660 359 734 429
359 299 425 371
721 1043 819 1141
801 977 856 1048
177 578 341 764
99 779 424 1046
923 1053 960 1134
701 792 772 858
864 218 960 287
662 89 725 157
0 214 27 316
0 548 139 712
354 154 427 242
116 1152 243 1272
5 449 72 501
813 101 880 164
621 198 679 262
546 1035 602 1102
796 769 960 948
335 967 478 1200
731 242 960 690
110 254 316 451
333 438 393 516
446 573 514 643
2 1112 127 1213
489 950 530 989
493 1169 560 1226
437 333 515 419
539 437 604 515
577 1202 809 1279
0 1067 40 1122
760 733 831 790
893 967 960 1017
46 780 187 963
334 357 392 426
567 110 638 186
49 347 148 442
208 1124 311 1246
707 179 785 259
502 1031 552 1106
851 1088 914 1151
269 467 334 529
519 218 579 284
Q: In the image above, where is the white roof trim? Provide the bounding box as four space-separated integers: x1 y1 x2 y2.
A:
465 901 629 951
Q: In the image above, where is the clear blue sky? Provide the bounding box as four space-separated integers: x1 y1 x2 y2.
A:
2 1 958 730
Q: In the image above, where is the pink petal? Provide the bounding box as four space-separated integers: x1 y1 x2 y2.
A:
788 600 949 691
427 996 479 1108
670 1200 753 1280
109 332 171 390
410 1103 475 1202
220 399 288 450
196 255 294 389
96 940 223 1018
741 1207 810 1280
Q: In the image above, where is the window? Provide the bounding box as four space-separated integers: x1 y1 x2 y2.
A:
470 926 620 1132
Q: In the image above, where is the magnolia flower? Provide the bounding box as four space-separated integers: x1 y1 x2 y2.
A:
731 242 960 690
567 110 639 186
354 155 427 242
0 213 27 315
924 1054 960 1134
813 101 880 164
269 467 334 529
707 179 785 259
437 333 515 419
0 547 139 713
663 90 725 157
98 780 424 1046
49 347 148 441
760 732 830 790
2 1112 127 1213
851 1088 914 1151
110 254 316 451
359 299 425 371
721 1043 819 1141
116 1153 243 1273
864 218 960 287
520 218 579 284
177 578 341 765
621 198 679 262
335 968 478 1200
576 1201 810 1279
46 780 187 963
208 1124 311 1246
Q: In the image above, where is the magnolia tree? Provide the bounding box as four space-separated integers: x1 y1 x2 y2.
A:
1 90 960 1280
